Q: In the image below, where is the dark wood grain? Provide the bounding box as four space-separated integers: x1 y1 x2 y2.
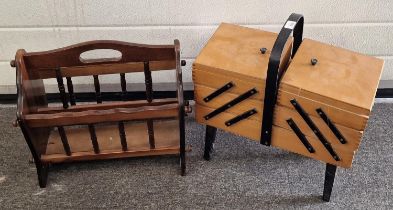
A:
23 40 176 72
13 39 188 184
25 104 179 127
15 49 51 155
33 60 176 79
41 146 191 164
14 49 51 187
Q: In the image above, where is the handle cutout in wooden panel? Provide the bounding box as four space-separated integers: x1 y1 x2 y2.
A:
80 49 122 64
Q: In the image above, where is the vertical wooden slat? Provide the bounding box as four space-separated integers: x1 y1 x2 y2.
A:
119 73 129 151
55 68 69 109
144 62 153 102
57 126 71 156
93 75 102 104
146 121 155 149
118 121 128 151
120 73 127 101
144 61 155 149
88 124 100 154
66 77 76 106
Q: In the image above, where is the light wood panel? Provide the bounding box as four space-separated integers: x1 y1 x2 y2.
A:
193 68 266 100
195 105 354 168
194 102 361 151
194 84 262 121
194 72 369 131
193 23 292 82
194 83 362 152
274 106 362 152
194 68 371 133
277 89 368 131
281 38 384 115
192 23 383 169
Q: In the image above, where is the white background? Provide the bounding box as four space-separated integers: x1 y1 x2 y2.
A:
1 0 392 93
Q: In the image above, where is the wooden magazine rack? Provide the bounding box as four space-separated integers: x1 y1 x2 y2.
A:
11 40 190 187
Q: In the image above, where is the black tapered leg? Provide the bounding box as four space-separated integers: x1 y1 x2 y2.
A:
36 162 49 188
322 163 337 202
203 125 217 161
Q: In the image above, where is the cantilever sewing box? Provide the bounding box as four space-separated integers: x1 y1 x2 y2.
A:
193 14 384 201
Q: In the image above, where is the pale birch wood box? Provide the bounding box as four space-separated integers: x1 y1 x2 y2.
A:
193 23 384 168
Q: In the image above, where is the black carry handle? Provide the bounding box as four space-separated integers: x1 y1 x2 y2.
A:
260 13 304 146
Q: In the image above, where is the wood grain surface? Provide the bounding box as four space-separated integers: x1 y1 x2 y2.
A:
192 24 384 168
193 23 292 82
195 105 355 168
281 38 384 115
42 120 188 163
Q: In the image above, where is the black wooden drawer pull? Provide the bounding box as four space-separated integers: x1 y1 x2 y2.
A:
316 108 347 144
225 109 257 126
287 118 315 153
290 99 340 161
204 88 257 120
203 81 234 102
